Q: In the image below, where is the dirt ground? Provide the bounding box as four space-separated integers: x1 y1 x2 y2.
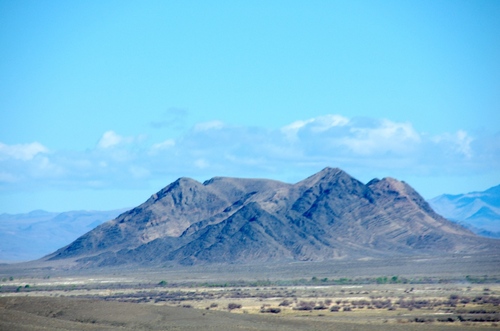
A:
1 253 499 330
0 296 496 331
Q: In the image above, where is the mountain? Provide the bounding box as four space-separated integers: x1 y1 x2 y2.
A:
0 209 127 262
46 168 498 268
428 184 500 238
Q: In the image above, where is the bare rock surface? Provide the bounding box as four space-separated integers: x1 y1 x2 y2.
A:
45 167 499 268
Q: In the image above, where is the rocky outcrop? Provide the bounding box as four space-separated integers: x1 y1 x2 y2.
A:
46 168 498 267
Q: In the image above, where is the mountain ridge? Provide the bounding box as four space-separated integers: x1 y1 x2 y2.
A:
45 168 498 268
429 184 500 238
0 209 126 262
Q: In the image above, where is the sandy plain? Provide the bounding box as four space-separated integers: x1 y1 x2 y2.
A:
1 253 499 330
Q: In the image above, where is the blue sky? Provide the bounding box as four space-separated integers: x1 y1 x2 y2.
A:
1 0 499 213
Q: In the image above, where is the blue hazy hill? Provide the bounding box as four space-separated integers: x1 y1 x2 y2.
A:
0 209 127 262
428 184 500 238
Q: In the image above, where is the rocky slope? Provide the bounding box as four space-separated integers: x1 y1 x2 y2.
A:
46 168 498 267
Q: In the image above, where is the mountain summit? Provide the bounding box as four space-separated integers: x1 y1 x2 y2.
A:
47 168 497 267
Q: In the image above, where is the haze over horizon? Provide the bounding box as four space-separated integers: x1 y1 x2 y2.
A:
1 1 499 214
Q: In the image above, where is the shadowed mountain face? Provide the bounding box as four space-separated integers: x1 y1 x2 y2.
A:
47 168 498 267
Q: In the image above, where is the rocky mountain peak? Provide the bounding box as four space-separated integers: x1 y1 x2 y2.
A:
368 177 436 213
46 168 498 267
367 177 407 194
147 177 201 202
295 167 352 187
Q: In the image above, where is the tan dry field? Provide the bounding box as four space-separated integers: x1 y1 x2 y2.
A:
1 280 499 330
0 294 498 331
1 253 499 330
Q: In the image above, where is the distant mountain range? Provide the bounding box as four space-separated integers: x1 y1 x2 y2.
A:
44 168 497 268
428 184 500 238
0 209 126 262
3 172 499 265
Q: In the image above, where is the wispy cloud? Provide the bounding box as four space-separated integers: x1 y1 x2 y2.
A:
194 120 225 132
150 108 188 130
97 131 134 149
0 142 48 161
339 119 421 156
0 115 498 193
431 130 474 158
282 114 349 141
150 139 175 153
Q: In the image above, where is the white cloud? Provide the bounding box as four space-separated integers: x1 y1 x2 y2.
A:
281 116 421 156
432 130 473 158
0 171 18 183
340 119 421 155
150 139 175 152
281 119 315 139
97 131 122 149
32 156 65 178
194 158 209 169
194 120 224 132
97 131 135 149
0 142 48 160
281 114 349 140
310 114 350 133
1 115 497 198
453 130 474 158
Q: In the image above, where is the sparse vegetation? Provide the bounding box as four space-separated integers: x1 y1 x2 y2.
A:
0 275 499 329
227 303 242 310
260 306 281 314
279 299 292 306
0 252 499 329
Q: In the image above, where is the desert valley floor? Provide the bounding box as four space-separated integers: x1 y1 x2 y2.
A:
1 253 499 330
